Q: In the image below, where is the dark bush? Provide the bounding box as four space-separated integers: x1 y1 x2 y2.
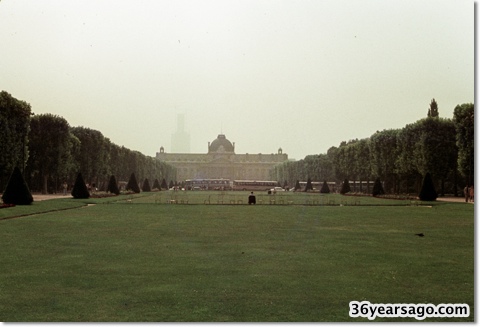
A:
419 172 437 201
71 172 90 199
340 179 351 194
160 178 168 190
372 178 385 196
126 173 141 193
107 175 120 195
320 181 330 194
304 178 313 192
142 178 151 192
152 179 161 190
2 167 33 205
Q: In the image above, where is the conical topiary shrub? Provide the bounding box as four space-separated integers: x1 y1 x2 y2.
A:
340 179 351 194
372 178 385 196
126 173 141 193
142 178 151 192
419 172 437 201
160 178 168 190
152 178 161 190
2 166 33 205
304 178 313 192
320 181 330 194
71 172 90 199
107 175 120 195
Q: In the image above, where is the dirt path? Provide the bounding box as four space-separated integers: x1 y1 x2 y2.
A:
32 194 73 201
436 196 473 204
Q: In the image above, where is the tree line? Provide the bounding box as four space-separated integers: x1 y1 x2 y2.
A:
0 91 176 193
270 99 474 196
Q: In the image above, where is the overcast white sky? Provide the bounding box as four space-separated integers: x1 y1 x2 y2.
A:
0 0 474 160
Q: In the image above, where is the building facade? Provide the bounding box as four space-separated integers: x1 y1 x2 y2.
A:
156 134 288 182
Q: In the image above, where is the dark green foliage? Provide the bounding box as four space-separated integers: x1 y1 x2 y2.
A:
419 172 437 201
340 179 351 194
160 178 168 190
126 173 141 193
152 179 161 190
107 175 120 195
320 181 330 194
27 114 74 194
427 98 439 117
1 166 33 205
71 172 90 199
453 103 474 185
372 177 385 196
142 178 151 192
304 178 313 192
169 180 174 189
294 180 301 190
0 92 32 190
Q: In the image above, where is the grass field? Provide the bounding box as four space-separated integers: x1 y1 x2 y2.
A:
0 192 474 322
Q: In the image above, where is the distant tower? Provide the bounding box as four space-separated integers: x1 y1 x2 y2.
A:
171 114 190 153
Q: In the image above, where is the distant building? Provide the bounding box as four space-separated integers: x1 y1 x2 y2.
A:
156 134 288 182
171 114 190 153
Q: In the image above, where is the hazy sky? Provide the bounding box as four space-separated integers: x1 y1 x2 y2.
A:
0 0 473 160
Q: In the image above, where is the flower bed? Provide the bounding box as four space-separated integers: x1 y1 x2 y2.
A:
89 192 118 199
342 192 418 200
0 203 16 209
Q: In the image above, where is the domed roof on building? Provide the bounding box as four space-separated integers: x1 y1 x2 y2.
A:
209 134 235 153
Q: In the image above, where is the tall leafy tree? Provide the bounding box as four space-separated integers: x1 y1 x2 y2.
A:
71 127 110 186
369 129 400 193
453 103 474 185
415 118 457 195
427 98 439 117
27 114 74 194
0 91 32 189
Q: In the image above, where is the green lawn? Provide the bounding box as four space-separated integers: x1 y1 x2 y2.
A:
0 192 474 322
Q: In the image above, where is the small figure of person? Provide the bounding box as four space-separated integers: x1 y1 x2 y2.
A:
469 185 474 202
464 185 470 202
248 192 256 205
62 181 68 196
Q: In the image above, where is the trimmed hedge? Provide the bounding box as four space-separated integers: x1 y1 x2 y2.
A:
1 167 33 205
340 179 351 194
71 172 90 199
142 178 151 192
419 172 437 201
320 181 330 194
126 173 141 193
107 175 120 195
372 177 385 196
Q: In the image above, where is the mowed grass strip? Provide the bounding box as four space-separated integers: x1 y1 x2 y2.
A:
0 201 473 322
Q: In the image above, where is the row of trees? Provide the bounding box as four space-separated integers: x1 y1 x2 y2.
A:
0 91 177 193
271 100 474 196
